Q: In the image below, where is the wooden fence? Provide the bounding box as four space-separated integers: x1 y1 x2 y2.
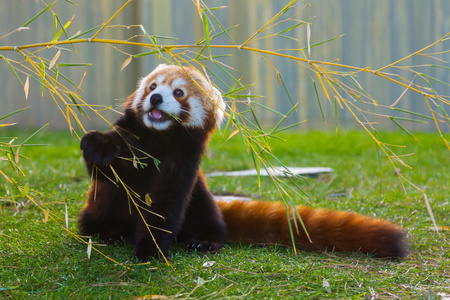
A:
1 0 449 131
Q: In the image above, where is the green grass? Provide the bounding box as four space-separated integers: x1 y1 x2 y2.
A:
1 129 449 299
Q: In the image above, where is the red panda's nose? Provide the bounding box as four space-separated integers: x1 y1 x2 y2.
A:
150 93 163 106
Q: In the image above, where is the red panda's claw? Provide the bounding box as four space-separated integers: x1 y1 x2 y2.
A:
186 240 223 253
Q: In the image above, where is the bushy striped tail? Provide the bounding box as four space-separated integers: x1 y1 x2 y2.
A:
217 200 407 258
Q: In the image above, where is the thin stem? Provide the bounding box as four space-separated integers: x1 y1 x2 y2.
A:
91 0 135 39
2 37 445 101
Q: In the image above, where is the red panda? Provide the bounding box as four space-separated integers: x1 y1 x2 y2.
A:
78 64 407 261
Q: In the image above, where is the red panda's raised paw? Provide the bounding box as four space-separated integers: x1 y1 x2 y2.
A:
80 130 120 167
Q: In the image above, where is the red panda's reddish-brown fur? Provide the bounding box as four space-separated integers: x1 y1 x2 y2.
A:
78 64 407 261
217 200 407 257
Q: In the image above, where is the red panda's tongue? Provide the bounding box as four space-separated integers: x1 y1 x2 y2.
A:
149 109 163 120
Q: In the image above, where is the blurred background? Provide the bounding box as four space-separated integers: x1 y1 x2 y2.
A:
1 0 449 131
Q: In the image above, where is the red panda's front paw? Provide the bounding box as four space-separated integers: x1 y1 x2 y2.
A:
186 240 223 253
80 131 119 167
135 248 170 263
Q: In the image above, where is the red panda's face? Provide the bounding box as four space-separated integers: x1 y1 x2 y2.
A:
130 64 224 131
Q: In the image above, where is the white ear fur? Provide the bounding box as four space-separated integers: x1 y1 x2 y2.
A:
155 63 168 70
210 87 225 127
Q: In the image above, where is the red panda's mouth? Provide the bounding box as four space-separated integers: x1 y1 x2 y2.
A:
148 108 172 122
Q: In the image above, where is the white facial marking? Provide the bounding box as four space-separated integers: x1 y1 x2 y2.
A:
156 75 165 85
131 76 148 111
185 97 206 128
172 78 186 89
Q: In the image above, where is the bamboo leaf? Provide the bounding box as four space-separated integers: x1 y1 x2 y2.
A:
1 56 23 85
421 74 449 119
223 84 254 96
145 193 152 206
120 56 132 72
391 107 434 120
334 96 338 134
251 149 262 189
49 50 61 69
420 73 450 87
429 64 450 71
24 76 30 100
312 80 326 125
226 129 240 142
202 6 228 11
134 50 159 58
152 35 178 40
279 73 295 106
196 54 232 61
52 15 74 42
40 61 45 97
195 0 202 20
199 0 237 45
87 238 92 259
68 93 87 116
57 63 92 67
21 183 30 197
54 65 59 80
302 34 344 51
249 101 264 132
278 21 307 35
307 23 311 57
389 116 428 124
196 24 238 46
220 110 234 142
22 1 56 27
20 123 50 146
389 117 416 140
225 94 261 99
270 104 298 134
140 25 162 57
53 13 57 38
0 123 18 128
202 12 212 59
273 121 306 134
276 34 298 41
252 101 285 116
69 24 102 40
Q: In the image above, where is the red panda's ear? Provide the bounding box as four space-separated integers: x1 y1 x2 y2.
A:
124 91 137 108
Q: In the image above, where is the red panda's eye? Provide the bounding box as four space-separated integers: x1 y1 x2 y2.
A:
149 83 157 90
173 89 184 98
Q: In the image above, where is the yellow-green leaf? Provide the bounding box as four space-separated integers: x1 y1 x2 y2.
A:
145 193 152 206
